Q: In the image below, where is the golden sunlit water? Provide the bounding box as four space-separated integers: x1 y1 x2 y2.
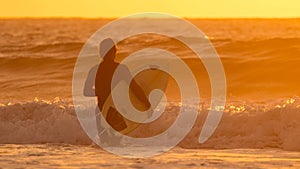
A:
1 0 300 167
1 144 300 168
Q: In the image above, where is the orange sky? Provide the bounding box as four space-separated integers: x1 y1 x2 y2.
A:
1 0 300 18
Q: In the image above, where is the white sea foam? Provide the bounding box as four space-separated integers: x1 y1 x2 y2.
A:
1 97 300 151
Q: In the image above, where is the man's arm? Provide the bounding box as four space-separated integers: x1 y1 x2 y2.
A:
130 80 151 109
114 64 151 108
83 65 98 97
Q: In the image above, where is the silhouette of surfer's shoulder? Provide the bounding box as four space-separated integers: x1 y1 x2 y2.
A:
83 38 118 98
85 38 151 110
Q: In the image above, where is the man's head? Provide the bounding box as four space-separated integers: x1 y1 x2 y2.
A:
99 38 117 61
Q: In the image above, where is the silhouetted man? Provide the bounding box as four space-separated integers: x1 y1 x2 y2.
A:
84 38 150 135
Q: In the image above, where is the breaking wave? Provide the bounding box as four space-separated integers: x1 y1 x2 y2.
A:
1 97 300 151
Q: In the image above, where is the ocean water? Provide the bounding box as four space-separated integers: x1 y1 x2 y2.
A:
1 18 300 167
1 145 300 168
1 19 300 101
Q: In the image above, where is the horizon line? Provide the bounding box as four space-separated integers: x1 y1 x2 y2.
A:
1 16 300 20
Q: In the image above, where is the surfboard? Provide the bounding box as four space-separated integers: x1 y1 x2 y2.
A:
101 68 169 135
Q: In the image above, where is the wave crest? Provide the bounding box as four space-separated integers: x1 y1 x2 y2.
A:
1 97 300 151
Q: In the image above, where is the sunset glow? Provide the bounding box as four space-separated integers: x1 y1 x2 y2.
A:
1 0 300 18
